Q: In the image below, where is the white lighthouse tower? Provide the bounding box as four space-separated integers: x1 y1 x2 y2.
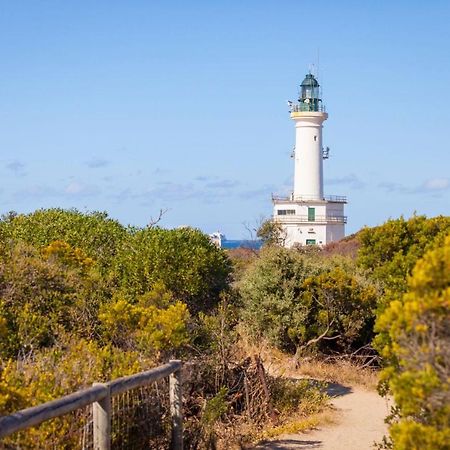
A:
272 72 347 247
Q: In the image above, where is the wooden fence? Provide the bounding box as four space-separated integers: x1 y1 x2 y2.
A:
0 359 183 450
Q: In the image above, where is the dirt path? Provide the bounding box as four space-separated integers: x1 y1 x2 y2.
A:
253 383 391 450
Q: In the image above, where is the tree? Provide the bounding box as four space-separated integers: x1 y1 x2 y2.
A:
375 235 450 449
0 208 128 271
113 226 232 314
0 241 106 358
239 246 377 353
357 215 450 296
257 219 286 247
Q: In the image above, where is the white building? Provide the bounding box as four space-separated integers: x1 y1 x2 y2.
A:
272 73 347 248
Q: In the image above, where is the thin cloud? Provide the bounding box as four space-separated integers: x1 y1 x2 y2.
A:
153 167 170 176
121 176 243 206
421 177 449 191
13 181 101 201
379 177 450 196
205 179 241 189
13 185 59 200
326 174 365 189
378 181 412 194
5 160 27 176
85 158 109 169
238 184 276 200
65 181 101 196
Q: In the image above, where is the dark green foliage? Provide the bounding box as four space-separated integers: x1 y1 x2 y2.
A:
239 246 377 353
0 209 128 271
113 226 232 314
0 242 105 358
0 210 233 360
357 215 450 295
375 235 450 449
257 219 286 247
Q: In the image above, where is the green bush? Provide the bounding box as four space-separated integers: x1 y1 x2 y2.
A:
0 209 128 271
375 235 450 449
0 241 106 358
113 226 232 314
239 246 377 353
357 215 450 296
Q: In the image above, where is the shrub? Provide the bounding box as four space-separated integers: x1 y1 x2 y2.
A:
357 215 450 296
0 242 105 358
239 246 377 354
0 208 127 271
0 337 147 448
375 235 450 449
99 282 190 355
113 226 232 314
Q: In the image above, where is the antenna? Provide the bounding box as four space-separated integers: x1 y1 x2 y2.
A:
317 48 320 82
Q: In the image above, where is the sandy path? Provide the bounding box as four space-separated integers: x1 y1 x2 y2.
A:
253 384 391 450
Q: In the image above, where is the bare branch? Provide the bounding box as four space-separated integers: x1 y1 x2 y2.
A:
148 208 169 228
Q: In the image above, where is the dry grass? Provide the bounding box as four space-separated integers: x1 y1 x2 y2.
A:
294 359 379 390
222 330 379 448
257 408 337 440
236 329 379 391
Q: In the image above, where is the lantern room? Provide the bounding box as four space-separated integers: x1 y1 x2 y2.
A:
299 73 322 112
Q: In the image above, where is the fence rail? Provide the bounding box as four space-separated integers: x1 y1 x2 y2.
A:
0 360 183 450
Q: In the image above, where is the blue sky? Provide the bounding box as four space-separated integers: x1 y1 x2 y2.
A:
1 1 449 238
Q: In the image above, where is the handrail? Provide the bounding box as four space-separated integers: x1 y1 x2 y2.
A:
109 360 181 396
0 360 183 450
0 384 108 439
272 194 347 203
274 215 347 224
290 103 326 113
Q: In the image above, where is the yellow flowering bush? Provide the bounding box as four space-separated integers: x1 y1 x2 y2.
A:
376 235 450 449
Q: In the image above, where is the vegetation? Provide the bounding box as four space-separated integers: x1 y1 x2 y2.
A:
239 246 378 355
0 209 448 448
112 226 231 314
256 219 286 247
357 215 450 297
375 235 450 449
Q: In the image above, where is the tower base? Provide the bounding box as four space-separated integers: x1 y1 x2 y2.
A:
272 195 347 248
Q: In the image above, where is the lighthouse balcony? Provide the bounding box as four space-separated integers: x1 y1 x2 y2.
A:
274 215 347 224
272 194 347 204
290 103 326 113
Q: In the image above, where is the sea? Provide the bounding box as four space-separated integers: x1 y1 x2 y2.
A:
221 240 262 250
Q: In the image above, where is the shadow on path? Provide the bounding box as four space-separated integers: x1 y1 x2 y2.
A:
251 380 352 449
253 439 323 449
286 376 353 398
325 382 352 398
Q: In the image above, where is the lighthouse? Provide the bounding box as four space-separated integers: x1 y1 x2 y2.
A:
272 72 347 248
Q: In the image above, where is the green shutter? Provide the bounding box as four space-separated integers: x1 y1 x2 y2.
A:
308 207 315 221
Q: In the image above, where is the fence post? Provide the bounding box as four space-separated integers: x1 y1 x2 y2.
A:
93 383 111 450
169 360 183 450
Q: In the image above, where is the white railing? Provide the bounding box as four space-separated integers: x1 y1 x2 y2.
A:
272 194 347 203
275 215 347 224
0 360 183 450
290 103 326 113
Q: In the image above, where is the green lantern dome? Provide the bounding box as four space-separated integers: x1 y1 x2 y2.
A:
298 73 322 111
300 73 319 88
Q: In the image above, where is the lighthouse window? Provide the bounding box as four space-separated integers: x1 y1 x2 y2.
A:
306 239 316 245
277 209 295 216
314 135 317 141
